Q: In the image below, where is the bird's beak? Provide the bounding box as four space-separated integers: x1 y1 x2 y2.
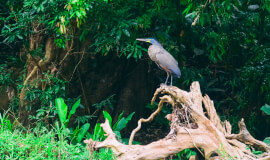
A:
136 38 150 43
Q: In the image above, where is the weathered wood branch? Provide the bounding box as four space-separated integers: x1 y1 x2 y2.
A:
84 82 270 160
226 119 270 153
129 95 173 145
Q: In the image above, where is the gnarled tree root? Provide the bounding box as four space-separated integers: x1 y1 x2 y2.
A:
84 82 270 160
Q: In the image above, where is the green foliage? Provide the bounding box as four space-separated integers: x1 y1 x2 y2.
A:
261 104 270 115
53 98 134 145
26 74 67 123
110 111 135 139
246 145 264 156
103 110 112 125
0 0 92 48
89 111 135 142
263 137 270 146
92 94 115 110
112 111 134 131
0 109 92 159
175 149 196 160
90 148 116 160
0 111 15 132
146 102 171 125
55 98 81 128
55 98 68 126
0 120 91 159
0 122 116 159
252 150 263 156
55 98 90 144
75 123 90 143
91 123 105 141
178 0 270 137
217 144 236 160
0 64 13 86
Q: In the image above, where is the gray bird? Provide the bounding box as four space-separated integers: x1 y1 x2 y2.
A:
136 38 181 85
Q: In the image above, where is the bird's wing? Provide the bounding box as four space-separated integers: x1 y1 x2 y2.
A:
155 48 181 77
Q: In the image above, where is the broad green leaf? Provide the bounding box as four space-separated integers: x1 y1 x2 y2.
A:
114 118 127 131
263 137 270 146
103 111 112 126
67 99 81 124
261 104 270 115
113 111 124 129
72 126 80 136
93 123 101 140
86 132 92 139
93 123 105 141
113 130 121 139
126 112 135 121
113 112 135 131
77 123 90 143
182 3 192 15
55 98 68 126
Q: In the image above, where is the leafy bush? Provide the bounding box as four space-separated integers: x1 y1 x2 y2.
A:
55 98 90 144
0 127 89 159
25 74 67 123
0 110 89 159
0 106 117 159
0 64 13 86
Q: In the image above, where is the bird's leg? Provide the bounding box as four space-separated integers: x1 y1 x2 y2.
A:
170 74 173 86
165 72 169 85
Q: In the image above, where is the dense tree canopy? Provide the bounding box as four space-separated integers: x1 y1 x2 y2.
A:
0 0 270 142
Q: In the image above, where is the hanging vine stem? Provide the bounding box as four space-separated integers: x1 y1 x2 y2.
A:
59 33 74 66
77 69 90 114
69 50 85 81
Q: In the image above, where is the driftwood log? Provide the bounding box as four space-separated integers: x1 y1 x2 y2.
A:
84 82 270 160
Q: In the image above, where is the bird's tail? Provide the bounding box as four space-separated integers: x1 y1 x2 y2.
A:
172 68 181 78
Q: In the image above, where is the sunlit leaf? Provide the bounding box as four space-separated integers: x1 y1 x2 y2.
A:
55 98 67 126
264 137 270 146
76 123 90 142
261 104 270 115
67 99 81 125
103 111 112 126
